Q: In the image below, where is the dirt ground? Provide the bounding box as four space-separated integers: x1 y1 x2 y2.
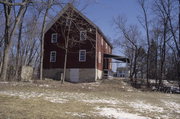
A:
0 78 179 119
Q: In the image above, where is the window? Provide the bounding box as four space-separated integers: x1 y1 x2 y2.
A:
51 33 57 43
79 50 86 62
101 37 103 46
80 31 87 41
66 18 71 26
109 47 111 53
50 51 56 62
98 51 101 63
105 43 107 49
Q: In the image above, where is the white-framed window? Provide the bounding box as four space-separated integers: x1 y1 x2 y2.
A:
101 37 103 46
105 43 107 49
51 33 57 43
50 51 56 62
98 51 101 63
80 31 87 41
109 47 111 53
79 50 86 62
66 18 72 26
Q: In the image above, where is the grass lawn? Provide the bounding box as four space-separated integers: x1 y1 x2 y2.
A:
0 79 179 119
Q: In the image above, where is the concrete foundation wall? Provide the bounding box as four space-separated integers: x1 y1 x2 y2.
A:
43 68 64 80
95 69 103 80
43 68 96 82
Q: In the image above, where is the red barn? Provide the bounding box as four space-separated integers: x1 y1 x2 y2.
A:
43 4 128 82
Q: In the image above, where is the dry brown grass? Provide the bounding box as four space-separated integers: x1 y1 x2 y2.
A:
0 79 179 119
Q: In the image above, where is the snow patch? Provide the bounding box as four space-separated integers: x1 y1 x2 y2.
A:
0 91 43 99
44 96 67 103
65 112 87 117
129 101 164 113
82 98 119 105
95 107 151 119
39 84 50 88
162 100 180 113
127 89 133 92
0 82 9 84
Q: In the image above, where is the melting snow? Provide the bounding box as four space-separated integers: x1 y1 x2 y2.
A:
44 96 67 103
39 84 50 87
0 91 43 99
65 112 87 117
0 82 9 84
95 107 151 119
129 101 164 113
82 98 119 105
162 100 180 113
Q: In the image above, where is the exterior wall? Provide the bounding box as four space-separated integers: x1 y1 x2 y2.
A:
116 68 130 78
43 5 113 82
43 68 95 82
43 7 96 70
96 32 113 72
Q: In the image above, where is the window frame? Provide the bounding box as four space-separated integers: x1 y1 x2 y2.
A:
101 37 103 46
79 50 86 62
66 18 72 26
51 33 57 43
98 51 101 63
80 30 87 41
50 51 57 62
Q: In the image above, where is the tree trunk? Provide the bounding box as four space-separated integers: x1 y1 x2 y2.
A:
62 39 69 84
155 43 158 87
15 22 22 81
1 45 11 81
14 6 27 80
146 48 150 87
39 2 52 80
0 1 28 81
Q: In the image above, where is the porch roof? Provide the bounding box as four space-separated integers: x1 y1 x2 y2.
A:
104 53 130 63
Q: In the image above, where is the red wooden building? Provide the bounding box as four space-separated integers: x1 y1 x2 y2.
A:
43 4 128 82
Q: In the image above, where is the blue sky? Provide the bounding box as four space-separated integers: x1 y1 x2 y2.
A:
78 0 142 70
81 1 140 39
78 0 141 52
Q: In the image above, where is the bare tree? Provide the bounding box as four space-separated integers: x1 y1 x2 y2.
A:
39 0 54 80
138 0 151 87
114 16 145 85
0 0 30 81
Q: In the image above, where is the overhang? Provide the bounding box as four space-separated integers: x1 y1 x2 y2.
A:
104 53 130 63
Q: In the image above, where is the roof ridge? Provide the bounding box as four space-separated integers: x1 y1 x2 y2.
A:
45 3 113 48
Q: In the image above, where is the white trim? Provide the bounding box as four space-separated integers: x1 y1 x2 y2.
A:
79 50 86 62
98 51 101 63
51 33 57 43
80 30 87 41
66 18 72 26
50 51 56 62
96 69 103 80
101 37 103 46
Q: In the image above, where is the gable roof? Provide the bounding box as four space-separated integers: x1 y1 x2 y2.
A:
45 3 113 48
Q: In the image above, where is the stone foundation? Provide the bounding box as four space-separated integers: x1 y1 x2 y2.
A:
43 68 96 82
95 69 103 80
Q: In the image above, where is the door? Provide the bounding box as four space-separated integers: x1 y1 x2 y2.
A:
103 59 109 69
70 69 79 82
